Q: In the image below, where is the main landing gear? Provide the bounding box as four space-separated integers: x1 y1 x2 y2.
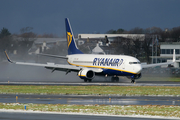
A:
111 76 119 82
84 79 92 82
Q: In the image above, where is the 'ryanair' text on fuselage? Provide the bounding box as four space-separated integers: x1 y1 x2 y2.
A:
93 58 123 66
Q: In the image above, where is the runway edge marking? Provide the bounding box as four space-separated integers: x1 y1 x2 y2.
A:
0 109 179 119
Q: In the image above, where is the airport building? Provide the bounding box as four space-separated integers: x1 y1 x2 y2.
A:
160 42 180 68
78 34 145 44
150 42 180 68
77 34 145 55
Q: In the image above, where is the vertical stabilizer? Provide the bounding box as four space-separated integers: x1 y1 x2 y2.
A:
65 18 83 55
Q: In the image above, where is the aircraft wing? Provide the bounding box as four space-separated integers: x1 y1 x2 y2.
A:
142 49 176 68
15 62 81 72
141 62 174 68
4 51 103 73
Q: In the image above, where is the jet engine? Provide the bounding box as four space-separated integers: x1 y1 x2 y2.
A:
78 69 95 80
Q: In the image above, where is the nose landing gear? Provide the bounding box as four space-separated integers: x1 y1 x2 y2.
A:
131 78 136 83
131 75 136 83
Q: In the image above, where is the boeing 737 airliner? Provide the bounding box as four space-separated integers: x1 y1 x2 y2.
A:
5 18 176 83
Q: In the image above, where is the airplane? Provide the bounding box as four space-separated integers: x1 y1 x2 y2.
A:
4 18 176 83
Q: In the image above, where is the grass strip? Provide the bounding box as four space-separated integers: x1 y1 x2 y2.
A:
0 103 180 118
141 76 180 82
0 85 180 96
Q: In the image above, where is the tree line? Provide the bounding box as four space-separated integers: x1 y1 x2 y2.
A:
107 26 180 42
0 27 59 61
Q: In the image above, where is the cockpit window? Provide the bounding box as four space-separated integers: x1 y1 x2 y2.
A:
129 62 141 64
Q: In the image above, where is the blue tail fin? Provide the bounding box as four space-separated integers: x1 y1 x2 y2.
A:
65 18 83 55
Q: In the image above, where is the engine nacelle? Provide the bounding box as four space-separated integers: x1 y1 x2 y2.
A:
78 69 95 80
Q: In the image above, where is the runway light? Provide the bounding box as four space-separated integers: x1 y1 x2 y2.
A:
16 95 18 103
25 106 26 110
109 96 111 102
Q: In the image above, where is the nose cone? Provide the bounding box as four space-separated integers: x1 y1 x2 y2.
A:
135 65 142 74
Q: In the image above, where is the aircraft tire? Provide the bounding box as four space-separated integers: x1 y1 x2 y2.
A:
115 77 119 82
84 79 87 82
111 77 119 82
111 77 115 82
88 79 92 82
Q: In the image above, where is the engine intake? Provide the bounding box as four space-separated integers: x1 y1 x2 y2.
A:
78 69 95 80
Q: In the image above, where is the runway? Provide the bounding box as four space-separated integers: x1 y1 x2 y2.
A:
1 111 178 120
1 94 180 106
1 94 180 120
1 81 180 86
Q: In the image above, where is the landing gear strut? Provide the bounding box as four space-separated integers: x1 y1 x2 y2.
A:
84 79 92 82
111 76 119 82
131 79 135 83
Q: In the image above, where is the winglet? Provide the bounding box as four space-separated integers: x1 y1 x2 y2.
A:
4 51 14 63
173 49 176 62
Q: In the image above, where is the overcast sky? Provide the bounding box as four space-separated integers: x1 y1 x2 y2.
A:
0 0 180 36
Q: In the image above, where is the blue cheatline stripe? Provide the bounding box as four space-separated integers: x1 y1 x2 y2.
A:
102 68 134 76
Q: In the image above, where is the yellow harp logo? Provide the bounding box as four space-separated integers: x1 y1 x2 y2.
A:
67 32 72 48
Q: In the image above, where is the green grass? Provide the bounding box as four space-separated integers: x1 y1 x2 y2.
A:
141 76 180 82
1 103 180 118
1 85 180 96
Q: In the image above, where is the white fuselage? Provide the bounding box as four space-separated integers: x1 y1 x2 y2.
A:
67 54 142 76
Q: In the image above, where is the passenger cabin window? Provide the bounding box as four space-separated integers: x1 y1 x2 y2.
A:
129 62 141 64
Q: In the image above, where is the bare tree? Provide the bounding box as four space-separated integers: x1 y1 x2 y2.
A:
17 27 37 59
132 38 141 58
143 35 152 63
0 28 12 60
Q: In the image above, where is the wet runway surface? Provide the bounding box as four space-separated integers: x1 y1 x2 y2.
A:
1 81 180 86
1 94 180 106
1 112 177 120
